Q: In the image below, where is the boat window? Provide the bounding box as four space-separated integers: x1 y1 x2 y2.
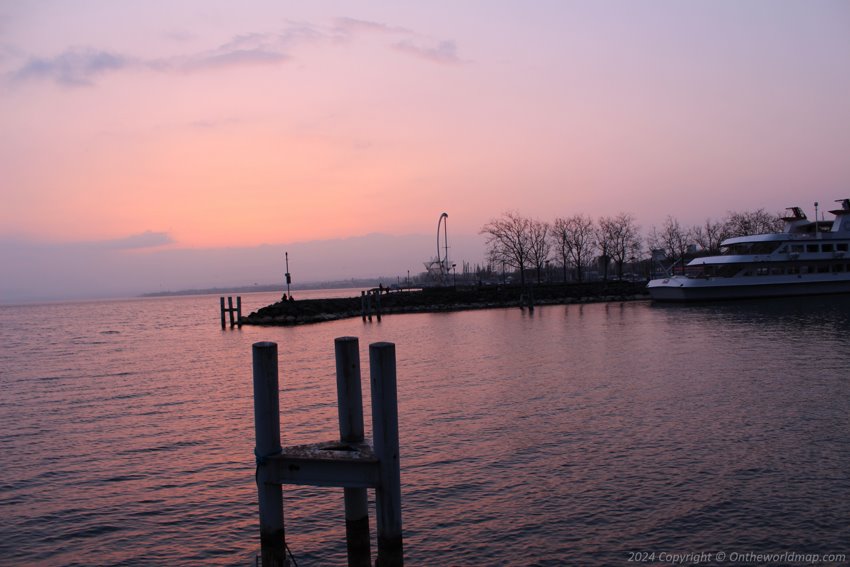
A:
822 244 834 252
755 267 769 276
717 265 740 277
832 264 844 273
770 267 784 275
807 244 819 253
818 264 830 273
787 266 800 275
838 243 849 252
800 266 810 274
752 242 780 254
790 244 804 253
722 242 781 255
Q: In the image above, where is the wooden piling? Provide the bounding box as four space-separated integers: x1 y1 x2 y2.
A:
335 337 371 567
361 291 367 322
250 338 403 566
375 290 382 322
221 296 243 329
370 342 403 566
252 342 286 567
366 292 373 322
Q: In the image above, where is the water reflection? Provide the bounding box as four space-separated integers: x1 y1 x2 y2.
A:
1 294 849 565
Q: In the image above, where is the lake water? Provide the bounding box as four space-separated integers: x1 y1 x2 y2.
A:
2 291 849 566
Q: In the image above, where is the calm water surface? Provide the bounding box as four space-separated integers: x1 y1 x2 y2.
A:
1 291 849 565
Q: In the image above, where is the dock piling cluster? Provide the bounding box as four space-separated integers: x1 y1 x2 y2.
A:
252 338 403 567
220 296 242 328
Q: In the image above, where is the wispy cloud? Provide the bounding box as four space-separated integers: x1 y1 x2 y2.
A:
12 47 132 86
333 16 462 65
393 39 462 65
98 230 174 250
6 18 461 87
332 17 412 37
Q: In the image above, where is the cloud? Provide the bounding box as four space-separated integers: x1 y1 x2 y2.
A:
6 19 461 87
332 17 462 65
179 48 288 71
97 230 174 250
332 17 412 37
0 232 486 303
393 39 463 65
11 47 132 86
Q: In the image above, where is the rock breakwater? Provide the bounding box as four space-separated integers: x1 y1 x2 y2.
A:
242 281 649 326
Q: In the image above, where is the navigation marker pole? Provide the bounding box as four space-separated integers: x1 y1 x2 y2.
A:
285 252 292 298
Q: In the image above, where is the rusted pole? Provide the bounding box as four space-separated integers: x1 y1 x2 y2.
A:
335 337 371 567
253 342 286 567
370 342 403 566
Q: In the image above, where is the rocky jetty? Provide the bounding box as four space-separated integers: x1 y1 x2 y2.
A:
242 281 650 326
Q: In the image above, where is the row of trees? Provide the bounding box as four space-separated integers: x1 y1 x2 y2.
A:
480 209 784 284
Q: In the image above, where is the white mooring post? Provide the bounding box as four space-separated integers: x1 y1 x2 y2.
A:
370 342 403 566
335 337 371 567
252 342 287 567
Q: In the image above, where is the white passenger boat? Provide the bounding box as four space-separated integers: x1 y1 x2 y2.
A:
647 199 850 301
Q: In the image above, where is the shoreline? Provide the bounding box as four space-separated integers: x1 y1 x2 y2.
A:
242 281 650 326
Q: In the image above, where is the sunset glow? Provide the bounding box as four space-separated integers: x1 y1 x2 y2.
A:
2 1 849 301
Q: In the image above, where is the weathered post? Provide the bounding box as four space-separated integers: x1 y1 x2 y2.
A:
361 291 367 322
228 296 236 327
375 290 382 322
220 297 226 329
370 342 403 566
237 296 242 326
335 337 371 567
366 292 373 322
252 342 286 567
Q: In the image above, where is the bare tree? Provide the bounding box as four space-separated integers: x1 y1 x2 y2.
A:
598 213 641 279
528 219 552 284
723 209 783 237
552 217 571 282
552 214 596 282
650 216 692 274
480 211 532 288
691 218 726 255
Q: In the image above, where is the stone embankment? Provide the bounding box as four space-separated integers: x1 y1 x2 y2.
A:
242 281 649 326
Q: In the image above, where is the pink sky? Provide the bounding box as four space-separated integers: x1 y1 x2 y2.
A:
2 1 849 301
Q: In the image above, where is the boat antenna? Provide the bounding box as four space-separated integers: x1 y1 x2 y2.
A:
814 202 819 237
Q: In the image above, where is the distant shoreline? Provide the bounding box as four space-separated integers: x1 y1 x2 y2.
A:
139 278 390 298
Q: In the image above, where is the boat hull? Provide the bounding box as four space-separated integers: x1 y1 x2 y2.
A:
647 275 850 301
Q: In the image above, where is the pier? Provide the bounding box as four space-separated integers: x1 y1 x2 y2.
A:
243 281 649 326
